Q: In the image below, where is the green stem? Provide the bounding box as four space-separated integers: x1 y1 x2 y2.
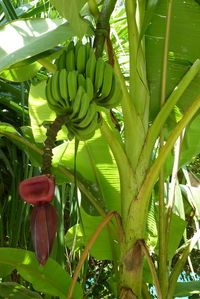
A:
168 229 200 299
139 240 162 299
166 135 183 246
158 160 168 296
125 0 138 99
114 56 145 170
125 0 149 125
127 96 200 244
100 119 137 220
158 0 173 296
94 0 117 58
136 59 200 186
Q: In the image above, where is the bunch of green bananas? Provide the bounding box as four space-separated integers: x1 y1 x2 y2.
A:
46 68 101 141
46 41 122 140
55 40 92 73
55 41 122 109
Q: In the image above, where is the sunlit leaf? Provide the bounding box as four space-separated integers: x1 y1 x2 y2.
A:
168 213 187 260
65 209 118 260
50 0 90 37
0 18 74 71
52 131 121 213
0 62 41 82
0 248 82 298
28 80 68 142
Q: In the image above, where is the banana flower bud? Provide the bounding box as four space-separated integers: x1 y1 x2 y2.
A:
19 175 55 205
30 203 58 266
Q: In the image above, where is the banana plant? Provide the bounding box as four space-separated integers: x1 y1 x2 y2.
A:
0 0 200 299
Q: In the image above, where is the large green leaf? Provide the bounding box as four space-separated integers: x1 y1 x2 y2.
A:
52 133 121 213
174 281 200 297
0 18 74 71
0 282 42 299
0 264 14 278
28 80 68 142
65 209 118 260
50 0 89 37
80 209 118 260
146 0 200 119
0 248 82 298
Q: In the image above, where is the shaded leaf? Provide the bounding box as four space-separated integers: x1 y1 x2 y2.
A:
0 282 42 299
0 122 42 166
174 281 200 297
180 113 200 169
0 264 14 278
146 0 200 119
138 0 159 46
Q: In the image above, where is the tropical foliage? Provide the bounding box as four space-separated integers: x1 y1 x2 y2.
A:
0 0 200 298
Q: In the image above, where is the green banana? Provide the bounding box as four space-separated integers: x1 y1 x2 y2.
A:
85 42 92 60
67 70 78 100
74 40 82 59
94 58 105 92
59 69 70 110
66 48 75 71
50 71 63 104
100 63 113 98
72 112 100 140
51 71 71 111
78 73 86 90
86 51 96 83
76 44 86 73
46 78 63 115
70 85 85 118
98 73 122 108
72 92 90 122
55 51 66 70
85 77 94 102
76 102 97 128
67 41 75 52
